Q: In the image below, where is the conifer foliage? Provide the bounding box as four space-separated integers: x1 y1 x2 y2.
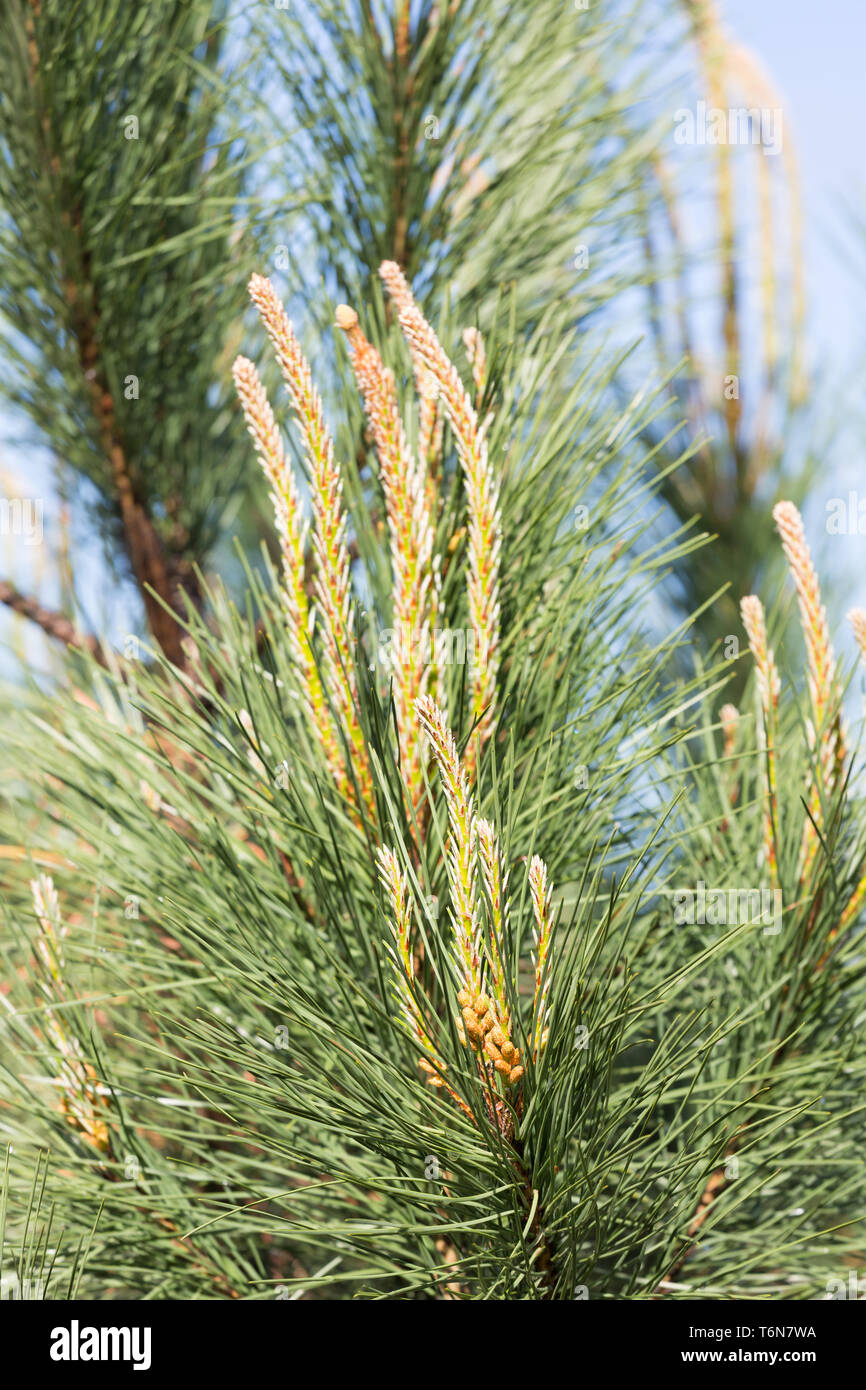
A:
0 0 250 665
0 2 864 1305
2 258 865 1299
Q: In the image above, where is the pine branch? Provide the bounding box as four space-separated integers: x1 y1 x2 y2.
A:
2 280 797 1300
0 0 252 668
16 5 192 666
65 230 197 667
0 579 106 664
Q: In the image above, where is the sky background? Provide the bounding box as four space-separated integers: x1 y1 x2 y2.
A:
722 0 865 364
718 0 865 634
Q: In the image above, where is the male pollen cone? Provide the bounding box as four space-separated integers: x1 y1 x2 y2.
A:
335 304 359 332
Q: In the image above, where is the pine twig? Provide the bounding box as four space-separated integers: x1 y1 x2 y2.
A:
0 579 106 665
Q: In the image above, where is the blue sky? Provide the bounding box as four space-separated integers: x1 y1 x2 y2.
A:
723 0 866 635
722 0 865 363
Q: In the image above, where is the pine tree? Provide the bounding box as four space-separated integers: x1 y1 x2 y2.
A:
1 262 864 1299
0 2 863 1306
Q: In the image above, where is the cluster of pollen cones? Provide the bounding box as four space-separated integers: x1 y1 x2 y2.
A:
379 695 553 1123
233 264 545 1127
30 873 112 1155
738 501 866 927
233 263 500 820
